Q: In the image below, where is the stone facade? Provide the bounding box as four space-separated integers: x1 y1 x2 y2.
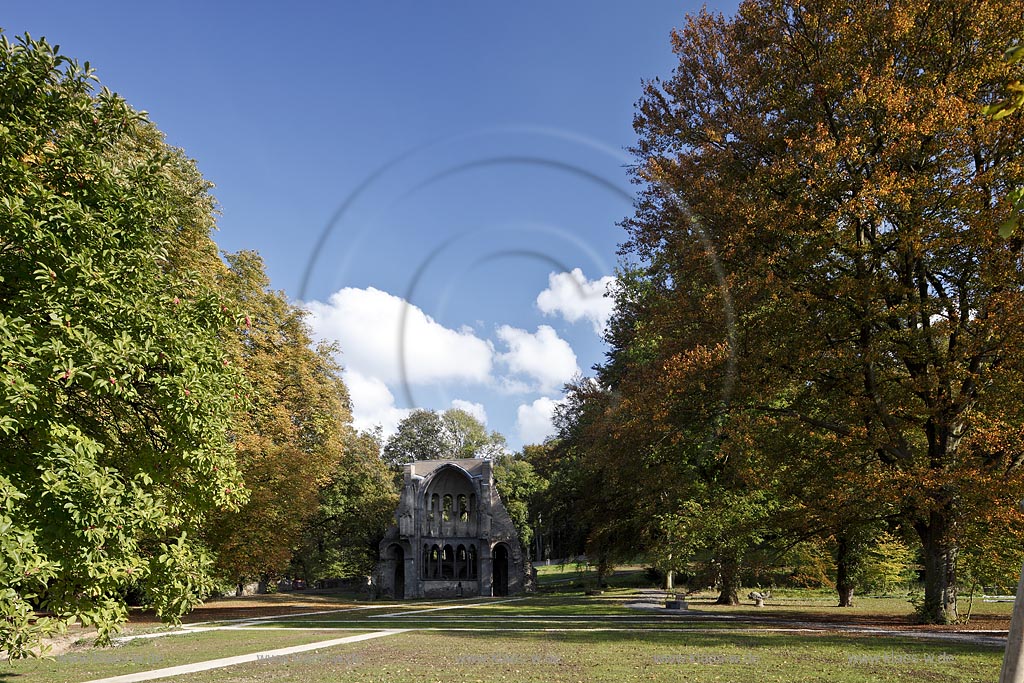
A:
375 459 528 599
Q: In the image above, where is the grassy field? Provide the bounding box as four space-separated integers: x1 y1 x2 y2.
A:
1 583 1011 683
66 629 1002 683
1 628 367 683
535 563 1014 627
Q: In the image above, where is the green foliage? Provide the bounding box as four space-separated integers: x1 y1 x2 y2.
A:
493 454 547 552
383 408 506 468
983 42 1024 121
292 428 398 581
985 40 1024 236
615 0 1024 623
524 440 590 562
0 475 60 657
382 409 445 468
777 540 835 589
204 251 353 586
0 34 246 656
441 409 507 460
855 532 917 595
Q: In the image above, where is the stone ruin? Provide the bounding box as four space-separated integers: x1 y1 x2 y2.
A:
375 458 529 599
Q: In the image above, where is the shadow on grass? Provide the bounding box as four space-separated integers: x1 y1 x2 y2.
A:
448 627 998 649
127 589 369 626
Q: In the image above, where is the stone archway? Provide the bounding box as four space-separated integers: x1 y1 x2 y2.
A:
492 543 509 597
388 544 405 599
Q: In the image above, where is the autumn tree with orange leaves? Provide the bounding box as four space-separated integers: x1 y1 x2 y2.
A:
608 0 1024 623
203 252 355 592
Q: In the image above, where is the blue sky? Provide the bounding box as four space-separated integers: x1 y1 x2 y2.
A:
6 1 738 450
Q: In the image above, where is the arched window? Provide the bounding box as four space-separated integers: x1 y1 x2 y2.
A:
442 494 453 521
430 493 439 520
442 544 454 579
468 544 478 579
458 494 468 522
456 544 467 579
430 545 440 579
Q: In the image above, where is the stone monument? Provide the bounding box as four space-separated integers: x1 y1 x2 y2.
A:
375 458 528 599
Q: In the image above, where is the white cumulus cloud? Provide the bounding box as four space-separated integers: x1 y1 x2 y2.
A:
342 369 411 438
450 399 488 425
496 324 580 395
516 396 564 445
536 268 617 335
304 287 494 386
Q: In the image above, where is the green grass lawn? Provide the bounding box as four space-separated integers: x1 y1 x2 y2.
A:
148 630 1002 683
679 590 1014 626
535 563 651 592
2 587 1010 683
536 563 1014 625
0 628 370 683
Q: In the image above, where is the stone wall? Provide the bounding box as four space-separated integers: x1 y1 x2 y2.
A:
374 458 530 599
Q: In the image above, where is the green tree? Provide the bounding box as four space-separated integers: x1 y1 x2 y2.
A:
983 41 1024 122
0 35 246 656
857 531 917 594
382 409 446 468
493 452 547 554
442 409 507 460
383 408 506 467
292 428 398 582
984 41 1024 236
551 261 787 603
546 378 661 587
626 0 1024 622
523 440 589 563
204 252 352 592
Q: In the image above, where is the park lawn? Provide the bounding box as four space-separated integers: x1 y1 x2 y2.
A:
253 617 752 632
272 591 1011 630
402 595 638 617
536 565 1013 622
121 592 375 631
3 589 1009 682
165 628 1003 683
535 564 649 592
186 605 399 629
683 591 1014 628
1 628 369 683
454 590 1011 629
274 595 641 622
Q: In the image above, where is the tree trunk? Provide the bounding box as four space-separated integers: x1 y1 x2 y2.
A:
836 535 855 607
595 554 610 589
916 510 958 624
715 553 740 605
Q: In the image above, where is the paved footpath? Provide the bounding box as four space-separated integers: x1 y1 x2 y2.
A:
81 630 409 683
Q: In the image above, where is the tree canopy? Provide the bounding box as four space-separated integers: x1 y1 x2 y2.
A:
202 251 354 589
292 427 398 582
0 34 248 655
383 408 506 467
555 0 1024 623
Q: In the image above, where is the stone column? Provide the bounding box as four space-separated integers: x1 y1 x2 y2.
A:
405 554 415 600
480 544 494 596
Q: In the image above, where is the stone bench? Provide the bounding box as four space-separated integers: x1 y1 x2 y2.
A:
665 594 688 609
